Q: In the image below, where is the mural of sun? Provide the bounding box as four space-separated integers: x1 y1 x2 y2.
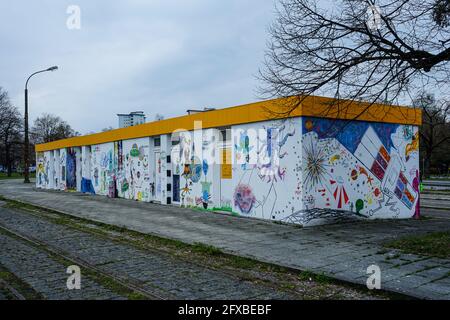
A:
303 136 328 190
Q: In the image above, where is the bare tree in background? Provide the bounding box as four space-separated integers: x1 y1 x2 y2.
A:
31 113 79 144
260 0 450 116
101 126 115 132
0 87 23 176
414 93 450 177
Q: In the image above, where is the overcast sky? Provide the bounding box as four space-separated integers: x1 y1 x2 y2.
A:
0 0 277 134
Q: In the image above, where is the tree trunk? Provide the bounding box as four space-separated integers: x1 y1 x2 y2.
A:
5 145 12 177
424 147 432 178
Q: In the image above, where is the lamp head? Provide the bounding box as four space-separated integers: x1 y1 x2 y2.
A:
47 66 58 72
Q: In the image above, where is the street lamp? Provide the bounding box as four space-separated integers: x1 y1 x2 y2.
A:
24 66 58 183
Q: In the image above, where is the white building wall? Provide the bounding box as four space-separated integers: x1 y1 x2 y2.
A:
297 117 420 225
35 115 420 227
177 129 220 210
230 118 302 222
76 147 82 191
53 149 60 189
160 134 170 204
45 150 54 189
90 142 114 196
117 137 151 201
59 148 67 190
36 152 45 188
81 146 93 193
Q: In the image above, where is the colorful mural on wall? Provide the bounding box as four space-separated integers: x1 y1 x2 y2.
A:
90 143 115 196
81 146 95 194
231 118 301 221
36 115 420 227
36 152 47 188
178 130 217 209
117 138 151 202
36 150 56 190
280 117 420 226
66 148 77 190
59 148 67 190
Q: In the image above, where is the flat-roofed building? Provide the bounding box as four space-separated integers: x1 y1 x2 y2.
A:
35 96 422 226
118 111 146 128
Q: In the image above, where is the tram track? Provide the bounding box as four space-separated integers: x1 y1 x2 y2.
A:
0 223 167 300
0 278 26 300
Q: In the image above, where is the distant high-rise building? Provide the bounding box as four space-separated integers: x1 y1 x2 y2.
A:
117 111 146 128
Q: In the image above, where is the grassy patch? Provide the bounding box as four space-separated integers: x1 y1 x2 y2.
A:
191 243 223 256
0 264 43 300
298 271 332 284
385 231 450 259
0 172 35 180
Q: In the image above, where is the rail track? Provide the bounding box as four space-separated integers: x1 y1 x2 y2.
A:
0 278 26 300
0 223 166 300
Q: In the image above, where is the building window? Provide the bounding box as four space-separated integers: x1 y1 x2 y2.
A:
171 132 180 146
154 137 161 147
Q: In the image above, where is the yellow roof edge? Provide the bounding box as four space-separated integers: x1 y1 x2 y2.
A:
35 95 422 152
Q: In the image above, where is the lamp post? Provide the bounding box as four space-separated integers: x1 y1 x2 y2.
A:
24 66 58 183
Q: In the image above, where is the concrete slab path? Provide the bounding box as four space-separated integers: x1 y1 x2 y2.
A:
0 180 449 299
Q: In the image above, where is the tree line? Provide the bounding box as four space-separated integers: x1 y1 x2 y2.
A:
0 86 78 176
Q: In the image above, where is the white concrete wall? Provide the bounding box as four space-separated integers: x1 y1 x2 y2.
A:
45 150 54 189
59 148 67 190
75 147 82 192
218 144 233 212
176 129 220 210
53 149 60 189
90 142 114 196
81 146 92 192
160 134 171 204
36 116 420 227
298 117 420 225
230 118 302 221
36 152 45 188
117 137 151 201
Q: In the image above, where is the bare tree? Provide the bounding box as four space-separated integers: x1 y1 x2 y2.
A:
31 113 79 144
260 0 450 117
101 126 115 132
414 93 450 177
0 87 23 176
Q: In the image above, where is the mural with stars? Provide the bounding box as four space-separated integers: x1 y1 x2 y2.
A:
281 117 420 226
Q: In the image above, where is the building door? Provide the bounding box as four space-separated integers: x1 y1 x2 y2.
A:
173 174 180 203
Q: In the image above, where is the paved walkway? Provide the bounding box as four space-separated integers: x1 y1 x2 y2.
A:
0 180 449 299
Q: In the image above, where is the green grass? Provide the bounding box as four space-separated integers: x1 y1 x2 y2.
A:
385 231 450 259
191 243 224 256
0 264 43 300
297 271 332 284
0 172 35 180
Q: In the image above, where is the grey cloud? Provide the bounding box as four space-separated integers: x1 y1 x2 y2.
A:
0 0 276 133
